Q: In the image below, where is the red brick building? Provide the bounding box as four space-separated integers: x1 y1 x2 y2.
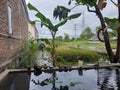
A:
0 0 28 71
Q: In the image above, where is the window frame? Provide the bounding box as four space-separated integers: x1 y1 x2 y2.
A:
7 4 13 35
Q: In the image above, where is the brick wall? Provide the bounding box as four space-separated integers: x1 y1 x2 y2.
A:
0 0 28 67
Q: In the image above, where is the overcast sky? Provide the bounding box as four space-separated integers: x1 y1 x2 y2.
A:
25 0 118 39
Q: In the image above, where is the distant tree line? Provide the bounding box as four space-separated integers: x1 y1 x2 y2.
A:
55 26 94 41
55 26 117 41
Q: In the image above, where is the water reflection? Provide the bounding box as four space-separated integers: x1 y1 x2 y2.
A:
31 68 120 90
1 68 120 90
97 68 120 90
97 68 114 90
115 69 120 90
32 71 69 90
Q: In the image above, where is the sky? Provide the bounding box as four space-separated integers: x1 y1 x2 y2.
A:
25 0 118 39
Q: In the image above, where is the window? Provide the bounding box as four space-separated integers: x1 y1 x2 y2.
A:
8 5 13 34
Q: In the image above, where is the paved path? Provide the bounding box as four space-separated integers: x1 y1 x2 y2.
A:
36 51 53 67
88 47 107 54
88 46 116 54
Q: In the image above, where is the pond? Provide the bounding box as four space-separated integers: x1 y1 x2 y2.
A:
0 68 120 90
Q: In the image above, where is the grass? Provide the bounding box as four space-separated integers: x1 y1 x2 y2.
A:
47 40 114 66
55 40 116 49
55 46 105 66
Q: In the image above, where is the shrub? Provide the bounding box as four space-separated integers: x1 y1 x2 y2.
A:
18 39 39 68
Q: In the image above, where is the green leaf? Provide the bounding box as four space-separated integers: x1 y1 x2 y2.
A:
28 3 54 30
36 13 52 25
27 3 39 12
30 21 36 25
68 13 81 20
46 47 52 52
28 4 81 34
75 0 97 7
35 12 45 21
104 17 119 30
55 19 67 29
35 12 53 28
55 13 81 30
104 17 117 23
40 39 51 46
53 6 70 21
30 20 40 25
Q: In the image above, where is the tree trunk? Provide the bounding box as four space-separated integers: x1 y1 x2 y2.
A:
115 0 120 62
115 27 120 62
95 5 115 63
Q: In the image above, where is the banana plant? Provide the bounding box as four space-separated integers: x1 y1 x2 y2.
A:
28 3 81 67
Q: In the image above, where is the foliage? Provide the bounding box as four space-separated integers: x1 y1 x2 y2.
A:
53 0 97 22
53 6 70 20
40 38 51 44
55 35 63 41
95 26 117 40
75 0 97 7
55 46 102 62
104 17 119 30
28 3 81 66
95 26 101 34
64 34 70 41
18 40 39 68
28 3 81 32
80 27 94 40
104 17 118 39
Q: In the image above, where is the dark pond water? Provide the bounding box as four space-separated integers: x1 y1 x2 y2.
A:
0 68 120 90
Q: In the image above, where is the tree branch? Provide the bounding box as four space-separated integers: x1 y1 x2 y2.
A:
110 0 120 7
87 5 96 13
70 4 82 10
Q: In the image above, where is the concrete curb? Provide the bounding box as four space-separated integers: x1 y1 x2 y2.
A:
0 70 9 82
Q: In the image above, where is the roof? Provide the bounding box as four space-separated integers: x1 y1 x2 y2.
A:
89 34 104 41
89 35 98 41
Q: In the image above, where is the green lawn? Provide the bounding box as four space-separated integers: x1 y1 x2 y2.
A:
55 40 116 49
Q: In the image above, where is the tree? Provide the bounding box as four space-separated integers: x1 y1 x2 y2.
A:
54 0 120 63
80 27 94 40
55 35 63 41
95 26 101 34
28 3 81 66
64 33 70 41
